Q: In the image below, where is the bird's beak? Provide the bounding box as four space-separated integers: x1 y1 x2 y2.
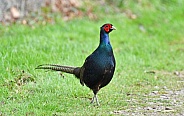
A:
111 26 116 30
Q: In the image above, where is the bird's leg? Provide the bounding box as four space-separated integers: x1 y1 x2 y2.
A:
90 95 95 104
91 91 100 106
94 94 100 106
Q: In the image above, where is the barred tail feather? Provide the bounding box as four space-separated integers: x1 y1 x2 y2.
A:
36 64 76 74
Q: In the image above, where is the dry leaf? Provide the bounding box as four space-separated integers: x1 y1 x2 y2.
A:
11 7 20 19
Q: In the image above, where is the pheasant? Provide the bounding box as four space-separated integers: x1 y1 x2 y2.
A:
36 23 116 105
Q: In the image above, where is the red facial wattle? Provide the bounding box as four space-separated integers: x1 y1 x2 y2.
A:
104 26 110 32
103 24 114 33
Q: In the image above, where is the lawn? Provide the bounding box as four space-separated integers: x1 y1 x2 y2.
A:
0 1 184 115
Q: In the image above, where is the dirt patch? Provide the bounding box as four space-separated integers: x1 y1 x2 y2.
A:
111 89 184 115
111 71 184 115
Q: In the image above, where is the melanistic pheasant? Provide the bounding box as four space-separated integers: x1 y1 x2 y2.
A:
36 23 116 105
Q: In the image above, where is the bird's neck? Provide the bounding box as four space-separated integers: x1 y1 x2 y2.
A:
100 30 110 45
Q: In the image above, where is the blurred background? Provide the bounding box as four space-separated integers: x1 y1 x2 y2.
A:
1 0 180 24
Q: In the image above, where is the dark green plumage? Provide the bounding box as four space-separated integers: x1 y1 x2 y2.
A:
36 23 116 105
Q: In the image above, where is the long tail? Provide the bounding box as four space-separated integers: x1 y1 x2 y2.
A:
36 64 81 77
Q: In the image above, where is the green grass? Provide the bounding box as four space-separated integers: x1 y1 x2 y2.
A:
1 1 184 115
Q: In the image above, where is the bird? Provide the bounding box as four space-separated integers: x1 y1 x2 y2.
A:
36 23 116 105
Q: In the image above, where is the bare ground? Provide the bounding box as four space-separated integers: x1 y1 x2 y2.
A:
111 71 184 116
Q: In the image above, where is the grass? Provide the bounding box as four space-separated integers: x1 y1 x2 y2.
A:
0 1 184 115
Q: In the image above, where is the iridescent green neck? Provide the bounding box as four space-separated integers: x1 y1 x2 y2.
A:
100 30 110 45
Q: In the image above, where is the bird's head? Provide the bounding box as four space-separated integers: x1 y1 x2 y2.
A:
101 23 116 33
